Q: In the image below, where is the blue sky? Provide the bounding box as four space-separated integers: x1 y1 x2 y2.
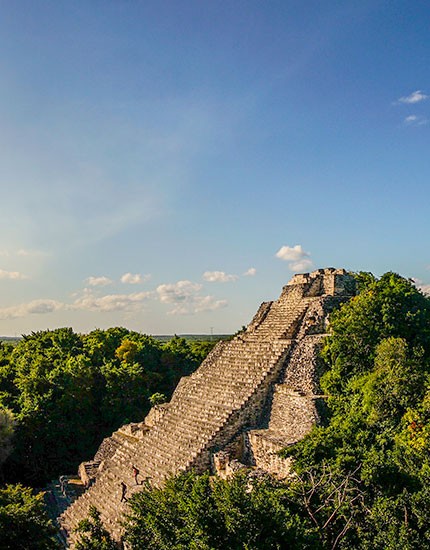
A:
0 0 429 335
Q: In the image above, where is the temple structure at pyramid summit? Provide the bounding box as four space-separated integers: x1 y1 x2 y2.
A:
59 268 356 546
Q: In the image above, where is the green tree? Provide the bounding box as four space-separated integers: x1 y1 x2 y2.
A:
321 272 430 396
124 471 318 549
0 484 59 549
1 328 208 485
101 360 148 427
282 272 430 548
188 340 217 363
0 408 15 468
115 339 139 364
75 506 116 550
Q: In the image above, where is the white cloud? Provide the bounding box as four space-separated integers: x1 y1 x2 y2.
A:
275 244 314 272
404 114 428 126
0 269 28 280
86 276 113 287
398 90 428 104
412 278 430 295
243 267 257 276
121 272 150 284
0 299 63 320
73 289 152 312
289 258 314 272
203 271 238 283
157 280 202 303
26 300 62 314
0 287 153 319
276 244 307 262
156 280 227 315
405 115 418 123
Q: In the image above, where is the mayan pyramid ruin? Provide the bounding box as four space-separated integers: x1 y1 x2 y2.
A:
59 268 356 546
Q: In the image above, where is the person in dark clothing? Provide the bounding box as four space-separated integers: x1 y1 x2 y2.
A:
120 481 128 502
59 475 68 498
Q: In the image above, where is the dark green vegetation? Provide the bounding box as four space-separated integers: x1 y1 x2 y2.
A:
75 506 117 550
0 484 58 549
0 328 216 485
280 272 430 548
123 471 317 550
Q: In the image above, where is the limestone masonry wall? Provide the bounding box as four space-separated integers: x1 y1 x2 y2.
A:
59 268 355 547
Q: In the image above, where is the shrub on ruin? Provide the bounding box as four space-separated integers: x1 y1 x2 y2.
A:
149 392 167 406
75 506 117 550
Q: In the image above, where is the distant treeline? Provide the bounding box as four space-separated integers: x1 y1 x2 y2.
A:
0 334 233 344
153 334 232 343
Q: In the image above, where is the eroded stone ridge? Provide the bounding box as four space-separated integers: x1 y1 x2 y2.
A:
59 268 355 546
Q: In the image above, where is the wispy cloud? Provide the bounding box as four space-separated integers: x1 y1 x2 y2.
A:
86 276 113 287
157 280 201 306
243 267 257 276
404 114 428 126
275 244 314 272
0 299 63 320
0 269 28 280
203 271 238 283
0 92 245 252
120 272 150 284
72 289 152 312
397 90 428 104
156 280 227 315
0 287 153 319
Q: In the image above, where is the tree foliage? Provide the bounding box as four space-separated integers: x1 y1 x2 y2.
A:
0 484 59 549
281 272 430 548
75 506 116 550
0 407 15 467
124 471 318 549
0 328 213 485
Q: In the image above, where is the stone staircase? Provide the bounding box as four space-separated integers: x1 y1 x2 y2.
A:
59 268 355 547
60 339 298 544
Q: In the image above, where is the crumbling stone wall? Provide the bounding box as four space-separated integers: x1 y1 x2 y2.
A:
60 268 355 546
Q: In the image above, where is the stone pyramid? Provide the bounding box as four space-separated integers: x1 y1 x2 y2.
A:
60 268 355 546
